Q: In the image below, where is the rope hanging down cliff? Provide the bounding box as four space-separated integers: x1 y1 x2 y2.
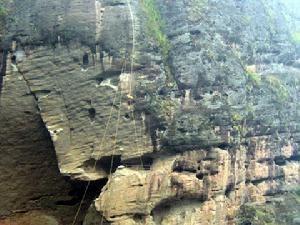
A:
126 0 144 168
72 1 146 224
99 1 145 224
70 54 130 225
71 86 119 225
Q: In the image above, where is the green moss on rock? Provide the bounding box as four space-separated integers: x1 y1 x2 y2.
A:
292 32 300 45
0 1 8 18
264 75 289 102
0 0 9 37
237 204 277 225
245 69 262 87
140 0 174 85
141 0 170 57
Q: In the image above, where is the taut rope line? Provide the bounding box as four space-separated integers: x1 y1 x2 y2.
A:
99 79 124 225
126 0 144 169
127 0 135 98
100 0 145 223
71 88 119 225
73 0 149 223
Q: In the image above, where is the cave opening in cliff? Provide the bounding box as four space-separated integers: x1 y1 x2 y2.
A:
0 50 7 92
54 178 109 225
55 178 108 207
88 107 96 122
82 52 89 69
11 54 16 64
1 0 300 224
121 155 154 170
83 155 122 174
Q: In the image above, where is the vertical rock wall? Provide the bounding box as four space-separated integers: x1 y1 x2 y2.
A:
0 0 300 225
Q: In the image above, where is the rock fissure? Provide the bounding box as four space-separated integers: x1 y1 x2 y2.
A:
1 0 300 224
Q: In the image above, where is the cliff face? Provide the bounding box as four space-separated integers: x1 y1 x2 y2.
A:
0 0 299 225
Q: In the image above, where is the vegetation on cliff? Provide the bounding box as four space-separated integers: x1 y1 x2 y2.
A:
140 0 170 61
0 1 7 18
140 0 174 85
245 69 261 87
237 189 300 225
237 204 277 225
0 0 8 37
244 68 290 103
292 32 300 44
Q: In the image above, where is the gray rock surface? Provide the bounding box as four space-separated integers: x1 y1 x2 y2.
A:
0 52 77 223
0 0 300 224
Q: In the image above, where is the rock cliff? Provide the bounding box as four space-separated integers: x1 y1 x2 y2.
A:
0 0 299 225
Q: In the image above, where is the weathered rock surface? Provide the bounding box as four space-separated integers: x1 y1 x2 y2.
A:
0 46 108 224
85 145 299 224
0 211 60 225
0 0 300 224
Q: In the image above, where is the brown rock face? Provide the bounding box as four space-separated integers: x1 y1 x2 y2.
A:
85 145 299 225
0 52 73 221
1 0 300 224
0 211 60 225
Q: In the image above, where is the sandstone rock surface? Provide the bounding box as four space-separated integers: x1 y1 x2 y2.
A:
0 0 300 224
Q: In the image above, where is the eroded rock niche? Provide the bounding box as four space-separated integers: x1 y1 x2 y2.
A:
0 0 300 224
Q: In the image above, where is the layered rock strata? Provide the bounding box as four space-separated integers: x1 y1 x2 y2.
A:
0 0 300 224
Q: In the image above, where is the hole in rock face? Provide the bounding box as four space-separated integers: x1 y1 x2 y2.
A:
122 156 153 170
289 154 300 161
274 156 286 166
196 173 205 180
96 77 104 84
172 161 197 173
210 170 219 176
88 108 96 121
158 87 168 96
54 179 109 225
127 98 136 106
241 221 252 225
55 178 107 208
217 142 231 150
193 94 203 100
0 51 7 93
11 55 16 64
83 52 89 67
225 183 235 197
133 213 145 222
83 155 122 174
123 113 131 120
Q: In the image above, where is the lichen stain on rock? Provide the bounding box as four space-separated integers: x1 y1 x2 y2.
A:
0 0 300 224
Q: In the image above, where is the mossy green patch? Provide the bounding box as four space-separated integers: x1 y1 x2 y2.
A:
264 75 289 102
0 0 10 16
140 0 174 85
232 113 243 122
237 204 277 225
245 69 261 87
0 0 9 33
141 0 170 56
0 5 7 18
229 110 248 143
292 32 300 45
244 70 289 103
